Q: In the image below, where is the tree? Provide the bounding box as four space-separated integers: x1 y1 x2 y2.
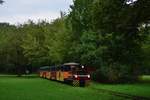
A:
141 27 150 74
45 18 71 64
92 0 150 82
68 0 150 82
0 0 4 4
0 23 27 75
68 0 93 38
21 18 71 67
21 20 49 67
67 0 95 62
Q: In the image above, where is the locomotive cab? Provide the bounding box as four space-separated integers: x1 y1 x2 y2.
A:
63 63 90 86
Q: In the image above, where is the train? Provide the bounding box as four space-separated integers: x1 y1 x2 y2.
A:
39 62 91 86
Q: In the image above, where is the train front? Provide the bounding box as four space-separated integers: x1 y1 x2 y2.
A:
73 66 90 86
64 63 91 87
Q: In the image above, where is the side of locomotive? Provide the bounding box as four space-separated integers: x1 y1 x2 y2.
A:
39 63 90 86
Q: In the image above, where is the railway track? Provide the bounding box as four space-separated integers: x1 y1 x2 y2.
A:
89 87 150 100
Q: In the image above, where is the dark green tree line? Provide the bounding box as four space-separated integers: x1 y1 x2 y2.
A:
0 18 72 75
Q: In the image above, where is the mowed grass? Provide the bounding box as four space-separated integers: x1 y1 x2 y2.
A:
139 75 150 82
0 76 125 100
90 82 150 98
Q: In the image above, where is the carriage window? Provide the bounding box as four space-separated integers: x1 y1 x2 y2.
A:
56 67 60 71
61 66 64 71
51 67 56 71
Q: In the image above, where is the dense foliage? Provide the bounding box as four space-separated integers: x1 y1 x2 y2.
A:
67 0 150 82
0 0 4 4
0 0 149 82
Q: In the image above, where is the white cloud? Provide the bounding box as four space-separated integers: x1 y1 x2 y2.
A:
0 11 60 25
0 0 73 24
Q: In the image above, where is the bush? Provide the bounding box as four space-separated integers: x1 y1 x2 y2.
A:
92 63 138 83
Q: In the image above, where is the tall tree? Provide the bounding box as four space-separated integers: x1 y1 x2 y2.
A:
21 21 48 67
0 0 4 4
45 18 71 64
0 23 27 75
92 0 150 81
68 0 150 82
68 0 93 38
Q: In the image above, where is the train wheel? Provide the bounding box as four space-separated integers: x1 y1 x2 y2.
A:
72 80 79 87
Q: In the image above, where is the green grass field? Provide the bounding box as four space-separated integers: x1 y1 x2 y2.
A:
90 82 150 98
139 75 150 82
90 75 150 98
0 76 125 100
0 75 149 100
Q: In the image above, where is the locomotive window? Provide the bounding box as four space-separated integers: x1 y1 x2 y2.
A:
65 66 71 71
61 65 71 71
77 70 87 75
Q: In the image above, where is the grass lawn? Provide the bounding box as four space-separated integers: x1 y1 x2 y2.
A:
90 82 150 98
139 75 150 82
0 76 125 100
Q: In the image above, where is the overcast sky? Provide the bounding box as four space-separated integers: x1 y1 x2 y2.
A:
0 0 73 25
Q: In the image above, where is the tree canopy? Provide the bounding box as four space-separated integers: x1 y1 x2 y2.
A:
0 0 4 4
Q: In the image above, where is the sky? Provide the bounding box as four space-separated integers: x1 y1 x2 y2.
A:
0 0 73 25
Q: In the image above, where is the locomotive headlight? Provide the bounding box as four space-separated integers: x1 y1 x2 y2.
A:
87 75 90 78
81 66 84 68
74 75 78 78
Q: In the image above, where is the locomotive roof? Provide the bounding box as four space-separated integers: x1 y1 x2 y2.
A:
63 62 80 66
